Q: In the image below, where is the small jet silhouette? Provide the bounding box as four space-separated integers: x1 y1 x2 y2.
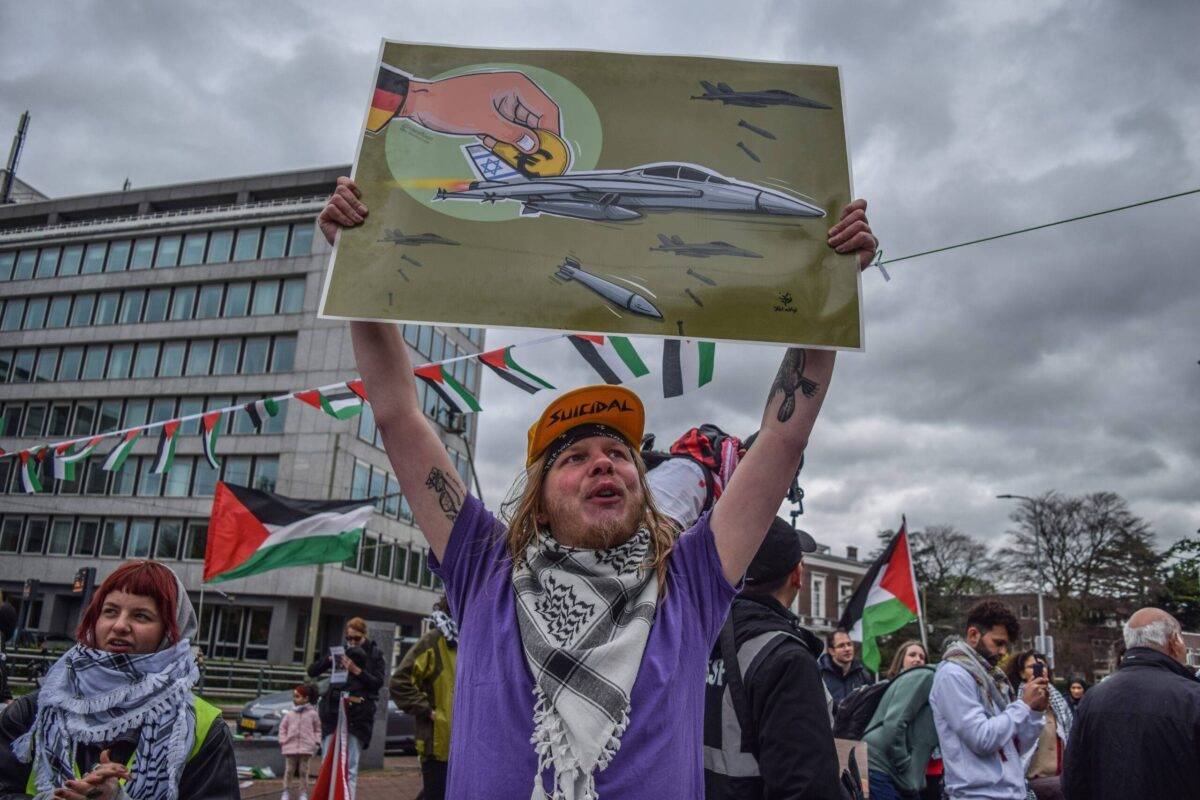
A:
650 234 762 259
377 229 460 246
691 81 831 109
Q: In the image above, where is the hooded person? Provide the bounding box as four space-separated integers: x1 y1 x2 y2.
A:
0 560 238 800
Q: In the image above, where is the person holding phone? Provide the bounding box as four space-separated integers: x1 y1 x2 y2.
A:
1006 651 1071 798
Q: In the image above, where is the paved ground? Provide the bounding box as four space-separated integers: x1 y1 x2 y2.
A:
240 756 424 799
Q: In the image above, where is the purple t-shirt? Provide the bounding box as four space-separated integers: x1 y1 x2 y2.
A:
429 494 737 798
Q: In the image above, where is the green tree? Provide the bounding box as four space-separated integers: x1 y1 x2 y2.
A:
1154 536 1200 630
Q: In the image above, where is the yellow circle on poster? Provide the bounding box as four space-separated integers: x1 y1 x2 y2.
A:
491 129 571 177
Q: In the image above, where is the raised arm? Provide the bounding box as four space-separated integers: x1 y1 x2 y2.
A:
321 178 465 560
709 200 876 584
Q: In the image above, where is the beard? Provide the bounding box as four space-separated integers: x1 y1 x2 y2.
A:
973 638 1002 666
542 490 644 550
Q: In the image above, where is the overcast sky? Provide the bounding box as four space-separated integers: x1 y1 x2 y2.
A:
3 0 1197 560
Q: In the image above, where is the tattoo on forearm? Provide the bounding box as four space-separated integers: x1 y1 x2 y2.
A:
768 348 820 423
425 467 463 521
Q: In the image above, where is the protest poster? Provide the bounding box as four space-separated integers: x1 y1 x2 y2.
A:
320 40 862 350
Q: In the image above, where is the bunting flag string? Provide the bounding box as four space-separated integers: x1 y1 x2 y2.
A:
0 331 722 490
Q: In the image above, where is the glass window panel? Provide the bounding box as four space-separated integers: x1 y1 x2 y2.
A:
289 224 314 256
12 349 35 382
71 403 96 436
206 230 233 263
105 240 131 272
241 337 268 374
233 227 261 261
137 458 162 496
250 281 279 316
213 339 240 375
81 243 107 274
407 548 422 584
418 326 432 357
393 546 407 581
351 462 369 499
83 458 108 495
154 235 181 268
279 278 305 314
127 519 155 557
185 523 208 560
57 347 82 382
223 456 251 487
384 475 400 517
23 519 47 554
98 400 122 433
22 404 46 436
270 336 295 372
0 350 10 382
361 535 376 574
70 293 95 326
47 518 73 555
193 458 218 496
106 343 133 379
224 282 250 316
244 608 272 660
230 398 256 436
156 520 183 559
34 348 58 382
169 286 195 320
0 252 15 280
150 398 175 424
252 457 277 492
261 225 288 259
23 297 48 329
403 325 419 348
119 290 145 324
132 343 159 378
369 470 385 512
422 555 434 588
0 405 20 437
208 395 232 432
0 518 22 553
129 238 156 270
185 339 213 376
263 401 286 435
46 296 70 328
74 519 100 555
59 245 83 276
111 457 137 495
94 291 120 325
164 458 192 497
160 341 185 377
46 403 71 437
13 250 38 280
0 298 25 330
0 461 10 493
144 288 170 322
178 398 203 435
196 284 222 319
123 398 149 428
357 401 376 444
36 247 60 279
180 232 207 266
100 519 128 557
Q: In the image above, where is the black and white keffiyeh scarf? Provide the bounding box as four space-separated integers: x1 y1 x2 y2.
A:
429 609 459 645
13 640 199 800
513 526 659 800
942 637 1014 715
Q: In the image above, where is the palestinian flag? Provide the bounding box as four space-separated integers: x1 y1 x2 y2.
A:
204 482 373 583
568 334 649 385
51 442 78 482
367 63 411 134
18 450 42 493
479 346 554 394
295 383 364 420
837 518 921 672
244 398 280 431
151 420 181 474
201 412 222 470
347 379 368 402
59 436 103 465
102 430 142 472
310 697 352 800
662 339 716 398
414 363 481 414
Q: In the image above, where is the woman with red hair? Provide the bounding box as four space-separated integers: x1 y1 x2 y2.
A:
0 560 238 799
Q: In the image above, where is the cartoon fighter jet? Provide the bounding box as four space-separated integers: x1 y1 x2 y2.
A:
435 145 825 223
377 229 461 246
691 81 832 109
650 234 763 259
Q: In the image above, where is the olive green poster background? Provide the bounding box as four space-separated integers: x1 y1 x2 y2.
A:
320 40 862 350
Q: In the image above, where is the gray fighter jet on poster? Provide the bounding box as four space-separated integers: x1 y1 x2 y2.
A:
436 145 825 223
691 81 832 109
650 234 762 259
378 229 460 246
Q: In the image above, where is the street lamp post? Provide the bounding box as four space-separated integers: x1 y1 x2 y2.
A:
997 494 1048 656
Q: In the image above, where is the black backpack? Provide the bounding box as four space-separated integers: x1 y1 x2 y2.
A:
832 680 891 740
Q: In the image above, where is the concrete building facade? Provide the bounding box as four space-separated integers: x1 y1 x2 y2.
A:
0 165 484 665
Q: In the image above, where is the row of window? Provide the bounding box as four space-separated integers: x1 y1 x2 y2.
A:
401 324 482 379
0 277 306 333
0 222 315 282
0 334 296 384
0 514 208 561
342 529 441 591
355 398 475 465
348 454 472 525
0 393 287 443
0 453 277 498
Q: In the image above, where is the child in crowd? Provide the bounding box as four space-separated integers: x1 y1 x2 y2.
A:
278 683 321 800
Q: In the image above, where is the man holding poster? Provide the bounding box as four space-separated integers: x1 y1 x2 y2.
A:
319 173 875 798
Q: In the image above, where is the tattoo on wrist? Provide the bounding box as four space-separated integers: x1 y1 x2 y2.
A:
768 348 820 423
425 467 463 521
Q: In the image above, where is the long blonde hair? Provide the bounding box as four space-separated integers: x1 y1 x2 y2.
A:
500 446 679 595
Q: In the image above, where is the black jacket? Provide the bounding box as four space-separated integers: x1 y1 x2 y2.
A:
0 691 239 799
704 595 843 799
1062 646 1200 800
308 637 387 747
817 653 874 705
